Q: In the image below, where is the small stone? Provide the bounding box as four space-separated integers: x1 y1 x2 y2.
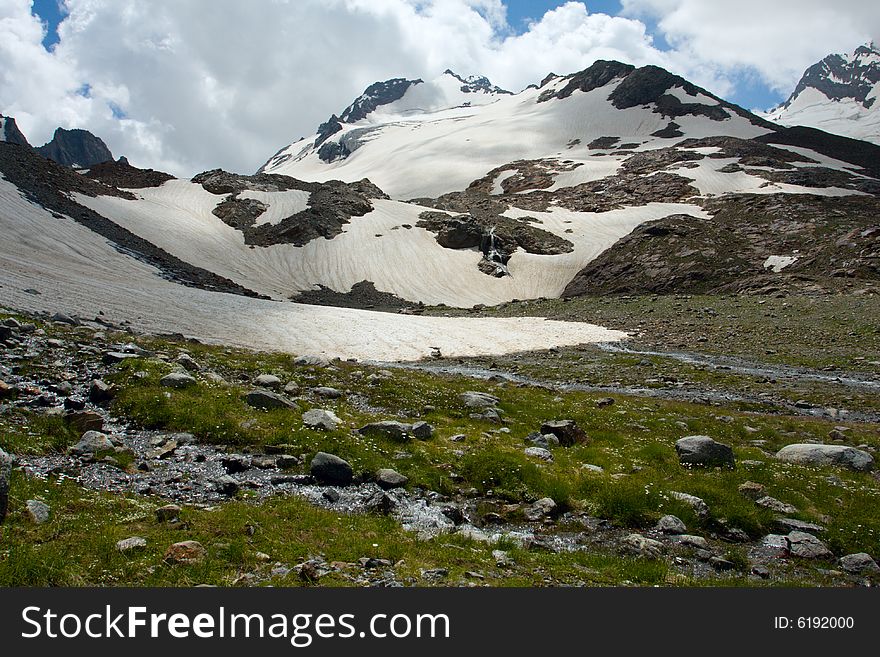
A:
116 537 147 553
364 490 396 515
102 351 140 365
176 354 202 372
245 389 297 410
622 533 664 558
220 455 249 474
254 374 282 388
283 381 300 394
738 481 765 500
751 565 771 579
459 391 499 408
839 553 880 575
276 455 301 469
88 379 116 404
671 491 709 519
672 534 709 550
524 497 557 521
65 410 104 433
160 373 197 389
493 550 514 567
358 421 412 442
755 496 798 514
709 557 736 571
411 421 434 440
375 468 408 490
596 397 615 408
69 430 114 456
656 514 687 535
312 386 343 399
540 420 588 446
773 518 825 535
164 540 206 564
675 435 735 468
786 531 832 559
302 409 342 431
214 475 239 496
310 452 353 486
155 504 182 522
524 446 553 462
581 463 604 473
26 499 50 524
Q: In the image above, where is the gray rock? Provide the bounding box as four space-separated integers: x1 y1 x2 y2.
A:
376 468 408 490
622 533 664 558
671 491 710 519
596 397 615 408
65 410 104 433
675 435 735 468
671 534 709 550
176 354 202 372
773 517 825 535
839 553 880 575
358 421 412 442
214 475 240 496
540 419 588 446
155 504 182 522
656 514 687 534
276 455 301 469
738 481 765 500
26 499 50 524
310 452 354 486
160 372 197 389
411 421 434 440
116 536 147 553
581 463 604 473
524 446 554 462
88 379 115 404
245 389 297 410
302 408 341 431
254 374 282 388
775 444 874 472
102 351 140 365
755 496 798 514
69 430 114 455
524 497 557 521
786 531 832 559
364 490 397 515
0 448 12 524
313 386 343 399
459 391 500 408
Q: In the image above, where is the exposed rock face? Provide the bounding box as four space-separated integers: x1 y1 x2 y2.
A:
538 60 634 102
193 169 388 247
779 44 880 111
563 193 880 296
340 77 423 123
85 158 175 188
37 127 114 167
775 444 875 472
0 115 31 147
443 69 512 96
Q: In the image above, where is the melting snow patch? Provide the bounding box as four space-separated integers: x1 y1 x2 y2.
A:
763 255 798 272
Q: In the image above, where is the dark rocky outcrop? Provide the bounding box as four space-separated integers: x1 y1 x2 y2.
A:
1 115 31 147
538 60 634 102
290 281 417 312
37 127 114 167
340 78 422 123
84 158 175 189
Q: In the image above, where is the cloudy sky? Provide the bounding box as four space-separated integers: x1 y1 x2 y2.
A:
1 0 878 176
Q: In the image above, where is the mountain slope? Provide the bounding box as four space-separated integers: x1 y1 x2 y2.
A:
0 114 31 147
764 44 880 145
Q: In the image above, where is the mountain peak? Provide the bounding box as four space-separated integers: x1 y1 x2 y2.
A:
0 114 31 147
36 127 114 168
442 69 512 95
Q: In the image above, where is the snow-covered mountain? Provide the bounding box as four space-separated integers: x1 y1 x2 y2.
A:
764 43 880 145
2 59 880 358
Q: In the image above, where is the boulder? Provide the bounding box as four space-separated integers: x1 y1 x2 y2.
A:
540 420 588 446
786 531 832 559
160 372 197 389
310 452 354 486
69 430 114 456
375 468 408 490
839 553 880 575
411 421 434 440
253 374 282 388
176 354 202 372
755 496 797 514
524 497 557 521
26 499 50 524
213 475 239 496
116 536 147 553
64 410 104 433
622 533 664 558
656 514 687 535
244 389 297 410
358 421 411 442
671 491 709 519
163 540 206 564
88 379 116 404
524 446 553 462
155 504 182 522
312 386 343 399
302 409 342 431
459 391 500 408
775 444 874 472
675 435 735 468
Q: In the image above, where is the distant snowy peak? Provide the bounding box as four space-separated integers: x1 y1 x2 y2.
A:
442 69 512 96
765 43 880 145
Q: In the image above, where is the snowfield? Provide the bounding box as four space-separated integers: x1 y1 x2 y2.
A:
0 176 627 361
76 179 708 307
